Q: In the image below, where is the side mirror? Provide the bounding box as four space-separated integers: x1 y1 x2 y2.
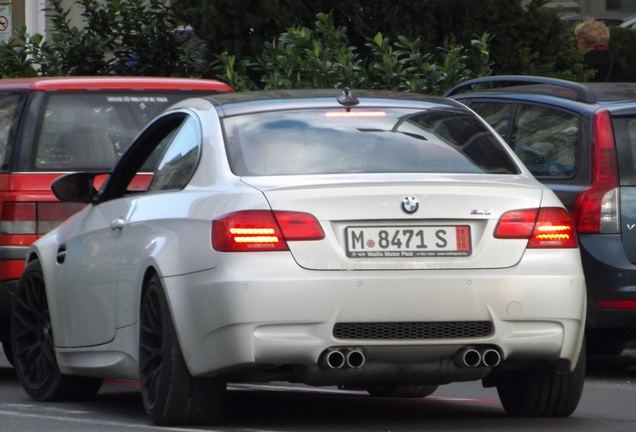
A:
51 172 108 203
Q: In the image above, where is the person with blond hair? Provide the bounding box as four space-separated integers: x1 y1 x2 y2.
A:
574 18 624 82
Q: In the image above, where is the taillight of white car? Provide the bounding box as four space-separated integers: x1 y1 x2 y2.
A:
494 207 578 248
212 210 325 252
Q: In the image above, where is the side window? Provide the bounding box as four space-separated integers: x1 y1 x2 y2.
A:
146 115 201 192
511 104 580 178
466 101 512 139
614 116 636 184
0 92 26 171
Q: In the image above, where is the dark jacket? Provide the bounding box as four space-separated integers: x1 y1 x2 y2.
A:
584 45 624 82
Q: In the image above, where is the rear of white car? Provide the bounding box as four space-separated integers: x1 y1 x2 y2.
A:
170 95 585 417
169 175 584 377
12 90 586 426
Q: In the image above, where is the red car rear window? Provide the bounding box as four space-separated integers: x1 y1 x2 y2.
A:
32 91 209 172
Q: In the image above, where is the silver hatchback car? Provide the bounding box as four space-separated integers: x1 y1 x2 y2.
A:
11 89 586 426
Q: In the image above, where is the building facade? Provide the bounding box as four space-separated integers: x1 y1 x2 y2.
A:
1 0 635 43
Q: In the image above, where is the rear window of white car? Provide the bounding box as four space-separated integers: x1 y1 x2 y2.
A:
224 108 519 176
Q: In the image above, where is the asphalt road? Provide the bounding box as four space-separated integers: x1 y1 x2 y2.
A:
0 349 635 431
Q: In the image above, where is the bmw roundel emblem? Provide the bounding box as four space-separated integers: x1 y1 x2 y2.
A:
401 196 419 214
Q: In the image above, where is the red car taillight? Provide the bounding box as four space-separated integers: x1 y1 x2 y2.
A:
212 210 325 252
571 109 620 234
596 300 636 309
494 207 578 248
37 202 87 234
0 201 86 235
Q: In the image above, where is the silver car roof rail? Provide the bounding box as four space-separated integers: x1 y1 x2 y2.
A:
443 75 596 104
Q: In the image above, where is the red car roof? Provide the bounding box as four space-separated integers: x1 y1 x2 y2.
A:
0 76 233 92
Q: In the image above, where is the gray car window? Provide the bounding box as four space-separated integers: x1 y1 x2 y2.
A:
33 92 201 172
468 101 512 139
0 92 26 171
146 115 201 192
469 100 580 178
614 116 636 185
224 108 519 176
510 104 580 178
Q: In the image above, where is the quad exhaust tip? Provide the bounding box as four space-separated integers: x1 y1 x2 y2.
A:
319 345 501 370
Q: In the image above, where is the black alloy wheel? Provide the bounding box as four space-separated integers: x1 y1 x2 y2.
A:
11 260 103 400
139 284 163 412
139 273 226 426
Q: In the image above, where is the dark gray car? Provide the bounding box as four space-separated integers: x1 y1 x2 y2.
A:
446 76 636 356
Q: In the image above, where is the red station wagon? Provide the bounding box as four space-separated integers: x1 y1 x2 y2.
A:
0 76 232 360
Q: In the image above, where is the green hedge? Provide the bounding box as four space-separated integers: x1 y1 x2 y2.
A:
609 26 636 82
1 0 631 92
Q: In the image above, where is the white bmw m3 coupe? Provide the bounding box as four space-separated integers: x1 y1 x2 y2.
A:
11 88 586 426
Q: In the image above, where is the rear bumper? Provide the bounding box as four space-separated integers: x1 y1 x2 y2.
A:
0 245 30 261
161 249 586 382
580 234 636 332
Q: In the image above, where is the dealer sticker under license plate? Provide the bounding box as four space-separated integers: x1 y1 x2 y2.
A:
346 225 471 258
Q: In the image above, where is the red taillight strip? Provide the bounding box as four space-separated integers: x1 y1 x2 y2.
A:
0 202 36 234
212 210 324 252
494 207 578 248
596 300 636 309
572 109 619 233
272 211 325 241
493 209 536 238
0 202 87 235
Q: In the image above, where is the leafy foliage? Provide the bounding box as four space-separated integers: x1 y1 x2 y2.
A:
0 0 207 78
176 0 592 81
214 13 493 94
608 26 636 82
0 27 44 77
1 0 629 90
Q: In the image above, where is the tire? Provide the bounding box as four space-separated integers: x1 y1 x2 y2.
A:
0 317 15 366
139 274 226 426
496 343 585 417
367 384 439 398
11 260 103 401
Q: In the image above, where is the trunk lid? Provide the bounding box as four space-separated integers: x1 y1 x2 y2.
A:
242 173 544 270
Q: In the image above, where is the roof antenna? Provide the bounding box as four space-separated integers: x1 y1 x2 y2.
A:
337 87 359 107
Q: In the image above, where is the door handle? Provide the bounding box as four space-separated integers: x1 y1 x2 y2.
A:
56 246 66 264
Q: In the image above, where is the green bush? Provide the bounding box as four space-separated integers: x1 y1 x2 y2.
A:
214 13 493 94
0 27 42 77
609 26 636 82
0 0 207 78
1 0 623 89
177 0 591 82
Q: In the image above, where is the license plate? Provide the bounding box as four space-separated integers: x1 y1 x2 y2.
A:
346 225 471 258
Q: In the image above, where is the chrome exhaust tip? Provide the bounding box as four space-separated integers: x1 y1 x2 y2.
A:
452 347 482 368
480 348 502 367
345 349 365 369
320 349 346 369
